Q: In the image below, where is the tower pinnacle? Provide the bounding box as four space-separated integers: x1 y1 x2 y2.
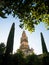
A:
21 31 28 43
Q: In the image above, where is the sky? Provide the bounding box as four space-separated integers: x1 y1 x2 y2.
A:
0 15 49 55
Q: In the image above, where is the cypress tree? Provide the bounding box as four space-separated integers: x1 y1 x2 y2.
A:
40 32 48 53
5 23 15 55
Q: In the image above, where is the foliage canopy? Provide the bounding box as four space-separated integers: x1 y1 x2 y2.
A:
0 0 49 32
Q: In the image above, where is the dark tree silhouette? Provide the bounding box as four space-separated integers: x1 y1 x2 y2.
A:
26 54 40 65
5 23 15 55
40 32 48 53
0 43 5 65
2 23 15 65
13 51 26 65
0 43 5 55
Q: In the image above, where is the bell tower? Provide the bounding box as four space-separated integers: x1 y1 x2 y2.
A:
18 31 34 56
20 31 29 50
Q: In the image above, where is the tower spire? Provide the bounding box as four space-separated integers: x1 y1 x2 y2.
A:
21 31 28 43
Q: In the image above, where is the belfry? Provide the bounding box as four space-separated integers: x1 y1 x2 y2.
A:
19 31 34 56
20 31 29 50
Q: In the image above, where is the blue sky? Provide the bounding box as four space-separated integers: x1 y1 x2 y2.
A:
0 15 49 55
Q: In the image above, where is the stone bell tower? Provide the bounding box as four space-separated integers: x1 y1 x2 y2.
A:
20 31 29 50
19 31 34 56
